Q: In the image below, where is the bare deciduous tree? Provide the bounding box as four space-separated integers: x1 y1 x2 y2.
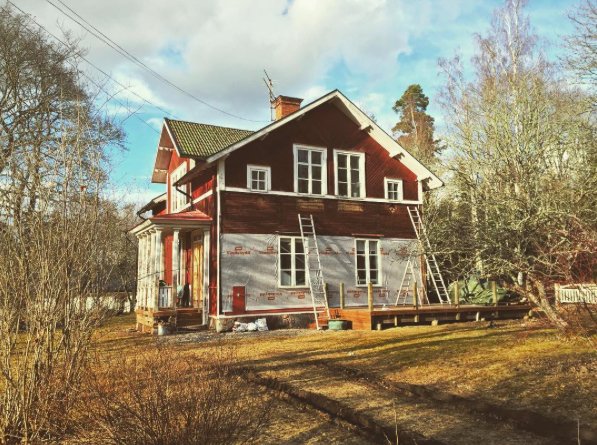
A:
0 5 125 442
433 0 596 330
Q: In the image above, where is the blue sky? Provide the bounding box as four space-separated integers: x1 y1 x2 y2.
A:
17 0 580 204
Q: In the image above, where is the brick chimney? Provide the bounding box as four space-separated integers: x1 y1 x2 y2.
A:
271 95 303 120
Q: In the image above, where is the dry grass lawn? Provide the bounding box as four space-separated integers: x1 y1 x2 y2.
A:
93 315 596 444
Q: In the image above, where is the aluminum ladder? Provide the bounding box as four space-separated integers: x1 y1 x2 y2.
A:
407 206 451 304
298 214 330 329
395 258 428 306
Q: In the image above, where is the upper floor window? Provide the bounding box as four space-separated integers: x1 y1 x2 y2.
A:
170 163 188 212
355 239 380 286
247 165 271 191
334 150 365 198
384 178 403 202
278 236 306 287
294 145 327 195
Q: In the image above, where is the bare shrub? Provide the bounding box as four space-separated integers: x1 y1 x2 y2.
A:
0 5 126 443
76 346 271 445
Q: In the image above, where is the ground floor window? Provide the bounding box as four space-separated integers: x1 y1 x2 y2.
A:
278 236 306 287
355 239 380 285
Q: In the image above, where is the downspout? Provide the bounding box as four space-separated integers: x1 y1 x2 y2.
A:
175 185 195 210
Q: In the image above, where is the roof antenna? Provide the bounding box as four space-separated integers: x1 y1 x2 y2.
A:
263 69 276 121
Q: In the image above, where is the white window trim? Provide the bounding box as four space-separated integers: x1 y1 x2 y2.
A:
354 238 382 287
278 236 309 288
170 163 188 213
384 178 404 202
246 164 271 192
333 149 366 199
293 144 328 196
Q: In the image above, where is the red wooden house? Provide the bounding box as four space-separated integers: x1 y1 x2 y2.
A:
131 90 446 332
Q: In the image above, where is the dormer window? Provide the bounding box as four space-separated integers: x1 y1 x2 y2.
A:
247 165 271 191
294 145 327 195
170 163 188 212
384 178 403 202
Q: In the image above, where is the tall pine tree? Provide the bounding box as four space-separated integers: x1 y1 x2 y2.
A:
392 84 440 163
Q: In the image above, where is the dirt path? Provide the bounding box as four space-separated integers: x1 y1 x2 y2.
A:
249 360 566 445
256 394 373 445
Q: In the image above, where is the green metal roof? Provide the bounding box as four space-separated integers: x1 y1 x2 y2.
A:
165 118 253 158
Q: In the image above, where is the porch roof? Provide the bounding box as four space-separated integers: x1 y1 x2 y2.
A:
129 210 212 236
149 210 211 223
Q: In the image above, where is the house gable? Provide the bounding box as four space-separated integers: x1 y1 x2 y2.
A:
224 101 421 200
197 90 442 190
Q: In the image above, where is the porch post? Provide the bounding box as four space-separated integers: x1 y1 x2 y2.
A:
149 230 156 310
154 229 162 309
172 229 180 309
144 232 151 309
136 234 143 310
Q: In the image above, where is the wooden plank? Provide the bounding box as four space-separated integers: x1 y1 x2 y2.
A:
221 191 417 238
335 308 372 330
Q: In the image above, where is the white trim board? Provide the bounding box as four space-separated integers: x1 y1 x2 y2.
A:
223 186 422 205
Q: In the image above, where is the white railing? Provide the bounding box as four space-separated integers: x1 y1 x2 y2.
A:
556 284 597 304
158 286 174 308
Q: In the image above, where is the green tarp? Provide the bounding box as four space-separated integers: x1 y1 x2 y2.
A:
448 277 518 305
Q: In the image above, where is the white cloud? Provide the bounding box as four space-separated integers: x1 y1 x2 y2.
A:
146 117 163 131
16 0 430 129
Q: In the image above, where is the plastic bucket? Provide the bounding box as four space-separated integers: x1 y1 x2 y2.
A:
157 324 170 336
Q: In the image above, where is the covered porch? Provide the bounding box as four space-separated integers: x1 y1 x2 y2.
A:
131 211 212 333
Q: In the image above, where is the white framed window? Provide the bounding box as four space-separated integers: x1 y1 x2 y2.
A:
170 163 188 212
247 165 271 191
355 239 381 286
293 144 327 195
384 178 403 202
334 150 365 198
278 236 307 287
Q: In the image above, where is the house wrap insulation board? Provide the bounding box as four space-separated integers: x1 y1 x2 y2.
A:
220 234 422 311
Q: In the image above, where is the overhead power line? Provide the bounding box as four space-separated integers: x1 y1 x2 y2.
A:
7 1 162 134
46 0 268 124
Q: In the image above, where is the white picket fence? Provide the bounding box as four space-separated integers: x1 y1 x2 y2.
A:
556 284 597 304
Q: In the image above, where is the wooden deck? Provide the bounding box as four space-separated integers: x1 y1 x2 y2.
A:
330 303 532 330
135 307 204 333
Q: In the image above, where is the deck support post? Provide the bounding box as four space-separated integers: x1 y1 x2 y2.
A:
455 312 461 321
394 315 399 326
339 282 345 310
491 280 498 318
413 282 419 310
454 281 460 308
368 282 373 312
